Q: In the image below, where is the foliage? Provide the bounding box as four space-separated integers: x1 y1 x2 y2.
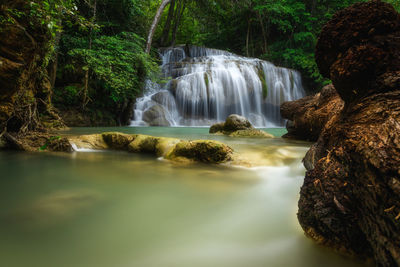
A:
65 32 157 103
153 0 383 90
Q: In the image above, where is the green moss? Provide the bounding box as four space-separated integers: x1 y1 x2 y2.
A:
229 129 274 138
165 140 233 163
102 132 136 150
257 67 268 98
128 135 159 153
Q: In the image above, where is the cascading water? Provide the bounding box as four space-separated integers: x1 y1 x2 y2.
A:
131 45 306 127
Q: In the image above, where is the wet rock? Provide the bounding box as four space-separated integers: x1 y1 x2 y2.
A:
128 135 160 153
297 2 400 266
165 140 233 164
69 134 108 150
224 114 253 132
47 137 73 152
209 114 273 138
102 132 136 150
209 122 225 134
67 132 235 165
229 129 273 138
143 104 171 127
281 84 344 141
155 137 181 157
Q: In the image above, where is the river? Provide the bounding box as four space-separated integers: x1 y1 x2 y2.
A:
0 127 367 267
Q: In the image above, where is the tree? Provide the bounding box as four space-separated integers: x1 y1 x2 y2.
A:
146 0 171 53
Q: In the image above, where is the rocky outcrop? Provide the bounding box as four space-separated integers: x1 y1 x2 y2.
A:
281 84 344 141
315 0 400 104
296 1 400 266
165 140 233 164
209 114 273 138
70 132 234 164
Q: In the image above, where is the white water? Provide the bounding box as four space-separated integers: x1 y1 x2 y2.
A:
131 46 305 127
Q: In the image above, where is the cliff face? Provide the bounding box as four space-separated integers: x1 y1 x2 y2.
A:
0 0 63 135
293 1 400 266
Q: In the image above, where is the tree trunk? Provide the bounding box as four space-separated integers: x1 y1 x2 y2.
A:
146 0 172 54
82 0 97 110
256 11 269 55
49 31 62 91
160 0 176 47
246 18 250 57
170 0 186 47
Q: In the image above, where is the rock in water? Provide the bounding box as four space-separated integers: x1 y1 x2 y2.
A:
165 140 233 164
142 104 171 126
209 114 273 138
224 114 253 132
296 1 400 266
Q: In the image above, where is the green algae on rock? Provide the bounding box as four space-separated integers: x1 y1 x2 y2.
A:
102 132 136 150
165 140 233 164
209 114 273 138
69 132 234 165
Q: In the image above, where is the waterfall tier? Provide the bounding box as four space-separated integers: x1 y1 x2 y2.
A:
131 45 305 127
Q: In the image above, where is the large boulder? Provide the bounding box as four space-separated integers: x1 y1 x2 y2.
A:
280 84 344 141
142 104 171 126
297 1 400 266
224 114 253 132
315 0 400 104
165 140 233 164
209 114 273 138
102 132 135 150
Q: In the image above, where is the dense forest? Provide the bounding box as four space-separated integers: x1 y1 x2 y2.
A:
1 0 399 129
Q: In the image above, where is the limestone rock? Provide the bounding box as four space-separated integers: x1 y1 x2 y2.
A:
69 134 108 150
209 122 225 134
143 104 171 126
209 114 273 138
102 132 136 150
165 140 233 164
224 114 253 132
128 135 159 153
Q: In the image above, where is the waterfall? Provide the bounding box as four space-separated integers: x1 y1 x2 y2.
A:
131 45 305 127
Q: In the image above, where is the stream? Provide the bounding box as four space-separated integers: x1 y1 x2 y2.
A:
0 127 367 267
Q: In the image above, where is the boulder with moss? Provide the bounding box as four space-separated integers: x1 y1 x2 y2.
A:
165 140 233 163
209 114 273 138
102 132 136 150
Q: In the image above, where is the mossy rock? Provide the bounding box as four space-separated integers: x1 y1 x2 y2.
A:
69 134 108 150
224 114 253 132
47 137 73 152
165 140 233 163
128 135 159 153
102 132 136 150
155 137 181 157
229 129 274 138
209 122 225 134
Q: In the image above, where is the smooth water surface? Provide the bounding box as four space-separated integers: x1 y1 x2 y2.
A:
0 127 367 267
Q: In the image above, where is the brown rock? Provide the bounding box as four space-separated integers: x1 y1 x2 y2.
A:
280 84 344 141
297 1 400 266
315 0 400 103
